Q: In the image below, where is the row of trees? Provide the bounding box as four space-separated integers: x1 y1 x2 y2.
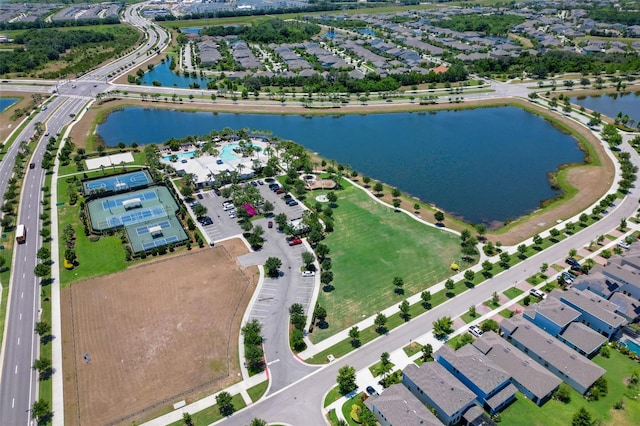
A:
241 320 264 375
200 18 321 44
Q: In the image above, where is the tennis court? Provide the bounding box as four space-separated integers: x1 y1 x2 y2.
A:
83 171 152 195
87 186 177 232
125 216 188 253
101 190 158 210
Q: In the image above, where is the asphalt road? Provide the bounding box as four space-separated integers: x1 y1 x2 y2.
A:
0 96 88 425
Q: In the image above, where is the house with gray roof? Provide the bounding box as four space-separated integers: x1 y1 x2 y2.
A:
601 248 640 301
472 331 561 406
435 345 516 414
402 363 477 426
550 288 627 338
523 297 580 337
608 292 640 323
500 315 605 394
557 322 606 358
364 383 444 426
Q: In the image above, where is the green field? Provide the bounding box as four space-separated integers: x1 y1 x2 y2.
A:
310 180 462 342
500 349 640 426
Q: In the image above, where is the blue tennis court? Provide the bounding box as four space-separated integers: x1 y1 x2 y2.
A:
101 190 158 210
83 171 152 194
106 206 167 227
142 235 180 251
135 220 172 235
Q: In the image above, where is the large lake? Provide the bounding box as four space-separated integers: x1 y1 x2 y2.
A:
97 106 584 224
571 91 640 125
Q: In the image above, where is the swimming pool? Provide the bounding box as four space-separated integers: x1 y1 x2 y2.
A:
220 143 241 162
622 338 640 356
162 151 196 162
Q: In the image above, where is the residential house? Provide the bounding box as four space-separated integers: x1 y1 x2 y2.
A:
435 345 517 414
403 363 477 426
523 297 580 336
364 383 444 426
500 315 605 394
472 331 561 406
556 322 607 358
550 288 627 338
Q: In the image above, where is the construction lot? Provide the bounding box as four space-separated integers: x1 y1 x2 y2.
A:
61 241 257 425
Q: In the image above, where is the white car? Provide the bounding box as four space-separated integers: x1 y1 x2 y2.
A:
618 241 630 249
468 325 483 338
228 212 236 219
302 271 315 277
530 288 546 299
223 204 234 211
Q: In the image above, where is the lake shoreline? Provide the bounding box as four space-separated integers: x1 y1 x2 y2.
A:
71 96 614 245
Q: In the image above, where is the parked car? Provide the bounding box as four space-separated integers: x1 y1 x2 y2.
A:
288 200 299 206
198 216 213 226
565 257 580 267
302 271 315 277
275 189 284 195
366 386 378 396
618 241 630 249
268 221 273 228
530 288 546 299
257 180 264 185
251 181 258 187
288 238 302 246
283 194 292 200
228 212 236 219
197 193 203 199
213 188 221 196
468 325 484 338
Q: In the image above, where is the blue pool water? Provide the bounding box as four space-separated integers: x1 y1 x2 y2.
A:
0 97 19 112
162 151 197 161
220 143 241 162
359 28 375 36
622 338 640 356
181 27 201 35
96 106 584 224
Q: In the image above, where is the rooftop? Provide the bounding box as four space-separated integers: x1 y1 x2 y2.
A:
364 384 444 426
500 316 605 392
403 363 476 417
524 297 580 329
550 288 627 328
472 331 562 401
436 345 511 395
558 322 607 355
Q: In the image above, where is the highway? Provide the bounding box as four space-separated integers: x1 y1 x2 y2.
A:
0 2 170 425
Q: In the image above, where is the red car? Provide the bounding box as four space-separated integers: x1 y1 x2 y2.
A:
288 238 302 246
275 189 284 194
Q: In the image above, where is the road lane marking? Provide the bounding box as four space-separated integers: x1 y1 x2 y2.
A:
21 292 23 299
15 365 17 374
19 313 22 320
267 359 280 366
12 398 14 408
17 337 20 345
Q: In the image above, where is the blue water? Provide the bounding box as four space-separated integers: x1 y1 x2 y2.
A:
96 107 584 224
181 27 201 35
359 28 375 35
571 92 640 125
162 151 197 161
0 97 18 112
324 31 337 38
623 338 640 356
140 61 210 89
220 143 241 162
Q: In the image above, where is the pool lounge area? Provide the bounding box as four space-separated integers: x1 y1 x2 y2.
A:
622 337 640 356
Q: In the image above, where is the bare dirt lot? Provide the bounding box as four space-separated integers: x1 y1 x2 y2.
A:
61 241 257 426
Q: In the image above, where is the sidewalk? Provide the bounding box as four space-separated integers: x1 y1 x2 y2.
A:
141 373 267 426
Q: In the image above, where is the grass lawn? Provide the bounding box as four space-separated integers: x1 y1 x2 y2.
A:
167 394 246 426
499 308 515 319
311 180 462 342
500 349 640 426
503 286 524 299
341 393 369 426
57 176 130 285
460 310 481 324
368 360 395 378
246 380 268 403
324 385 343 408
403 342 423 357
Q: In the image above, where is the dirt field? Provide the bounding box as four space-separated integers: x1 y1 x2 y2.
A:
61 240 257 426
69 95 617 245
